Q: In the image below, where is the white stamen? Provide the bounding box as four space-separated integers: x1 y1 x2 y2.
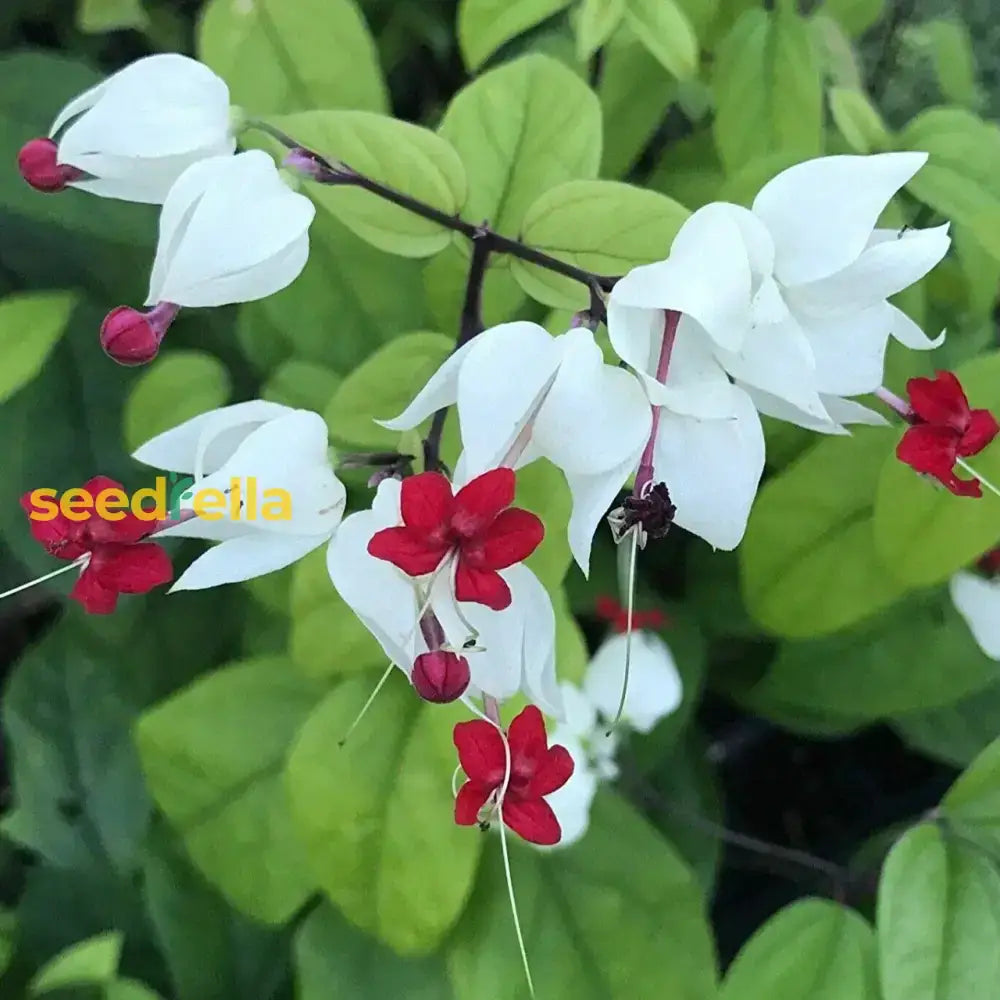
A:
339 660 395 747
957 458 1000 500
0 555 88 602
609 526 640 734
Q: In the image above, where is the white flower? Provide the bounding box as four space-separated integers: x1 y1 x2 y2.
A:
950 570 1000 660
326 477 564 718
48 53 235 204
380 321 651 573
133 400 345 590
609 153 950 433
144 150 315 308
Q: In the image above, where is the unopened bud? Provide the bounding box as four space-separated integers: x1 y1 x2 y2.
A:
100 302 179 366
411 650 470 703
17 138 83 193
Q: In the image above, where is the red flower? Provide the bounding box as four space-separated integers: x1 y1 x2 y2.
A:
594 594 667 633
20 476 172 614
368 468 544 611
453 705 573 846
896 371 999 497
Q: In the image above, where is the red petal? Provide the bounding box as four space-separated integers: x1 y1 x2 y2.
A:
454 781 493 826
454 562 511 610
87 510 154 545
453 719 506 785
907 371 970 431
473 507 544 570
19 492 86 559
526 744 575 798
400 472 453 535
960 409 1000 457
90 542 172 594
942 471 983 498
896 424 959 477
367 526 450 576
452 468 515 538
69 567 119 614
80 475 124 498
507 705 548 763
502 797 562 846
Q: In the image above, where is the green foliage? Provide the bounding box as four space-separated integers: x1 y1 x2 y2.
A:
123 351 231 453
712 6 824 173
457 0 573 70
720 899 878 999
0 291 77 405
829 86 891 153
942 737 1000 856
575 0 625 61
904 18 982 110
30 931 122 993
76 0 148 33
198 0 388 115
624 0 699 81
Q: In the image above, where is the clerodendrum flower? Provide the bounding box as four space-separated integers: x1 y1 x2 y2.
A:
101 151 316 365
327 475 564 717
20 476 172 613
18 54 235 204
380 322 651 572
609 152 951 434
133 400 345 591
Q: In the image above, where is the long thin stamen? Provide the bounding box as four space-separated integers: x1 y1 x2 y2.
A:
609 526 640 734
956 457 1000 500
0 556 87 602
339 660 395 747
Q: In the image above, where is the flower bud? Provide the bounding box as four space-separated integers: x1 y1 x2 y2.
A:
411 651 471 703
17 138 82 193
100 307 163 366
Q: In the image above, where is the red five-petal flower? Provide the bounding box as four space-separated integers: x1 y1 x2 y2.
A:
368 468 544 610
453 705 574 846
896 371 1000 497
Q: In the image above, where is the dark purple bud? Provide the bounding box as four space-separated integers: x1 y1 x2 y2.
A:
18 138 83 193
411 650 471 703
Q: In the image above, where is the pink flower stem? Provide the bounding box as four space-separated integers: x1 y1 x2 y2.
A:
633 310 680 498
874 385 917 424
483 695 502 727
419 610 446 651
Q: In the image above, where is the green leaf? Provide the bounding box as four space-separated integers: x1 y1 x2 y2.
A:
289 548 385 680
106 981 165 1000
286 672 482 955
296 903 454 999
739 589 998 719
0 291 76 405
325 331 454 449
438 55 602 238
873 350 1000 587
516 459 573 590
576 0 626 60
898 108 1000 262
721 898 878 1000
0 909 15 979
812 14 863 89
135 657 323 924
511 180 688 309
942 737 1000 855
624 0 699 80
821 0 885 36
829 87 891 153
30 932 122 994
457 0 573 70
905 19 982 110
267 111 467 257
263 360 340 413
712 7 823 173
447 790 717 999
77 0 149 33
123 350 231 453
198 0 387 115
740 427 907 638
877 823 1000 1000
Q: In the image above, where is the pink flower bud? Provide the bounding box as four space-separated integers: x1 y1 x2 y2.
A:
100 303 179 366
17 138 83 193
411 651 471 703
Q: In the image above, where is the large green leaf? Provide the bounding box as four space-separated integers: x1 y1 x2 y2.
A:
198 0 387 115
286 672 481 955
624 0 699 80
873 350 1000 587
457 0 573 70
135 657 323 924
828 87 891 154
739 589 998 720
740 427 907 638
438 55 602 238
447 790 717 999
721 898 878 1000
0 291 77 405
576 0 626 60
262 360 340 414
123 351 231 453
30 932 122 995
942 737 1000 856
296 903 453 999
877 823 1000 1000
898 108 1000 263
511 180 688 308
268 111 467 257
712 7 823 173
821 0 885 36
77 0 148 33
